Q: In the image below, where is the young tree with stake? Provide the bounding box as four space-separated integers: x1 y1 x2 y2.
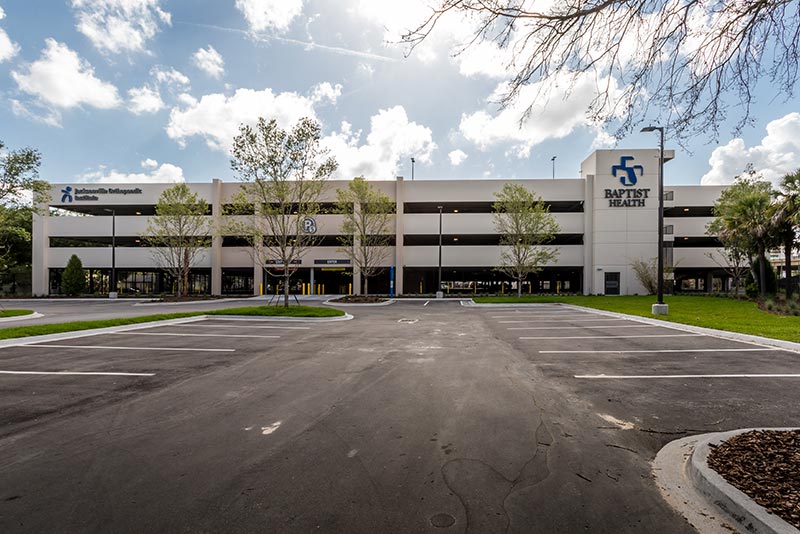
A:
228 117 337 307
142 183 212 297
336 177 395 296
493 183 559 297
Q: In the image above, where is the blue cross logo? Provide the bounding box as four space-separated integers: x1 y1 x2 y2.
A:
611 156 643 186
60 186 73 203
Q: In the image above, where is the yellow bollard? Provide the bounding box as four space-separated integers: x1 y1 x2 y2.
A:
529 281 532 294
474 282 476 295
419 281 423 294
348 283 352 295
259 283 263 296
321 284 325 295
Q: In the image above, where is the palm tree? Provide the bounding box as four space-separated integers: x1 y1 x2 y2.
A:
711 171 775 297
771 170 800 298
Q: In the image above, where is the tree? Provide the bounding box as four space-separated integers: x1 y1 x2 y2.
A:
0 140 45 277
631 257 678 295
708 168 775 297
61 254 86 296
492 183 559 297
228 117 337 307
771 170 800 298
336 177 395 296
705 246 749 296
402 1 800 141
142 183 212 297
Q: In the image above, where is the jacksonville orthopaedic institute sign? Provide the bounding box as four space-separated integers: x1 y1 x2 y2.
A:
604 156 651 208
60 186 143 203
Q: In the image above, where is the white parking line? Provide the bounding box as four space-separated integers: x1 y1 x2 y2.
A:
509 325 660 330
575 373 800 379
0 370 155 377
540 348 778 354
180 324 310 330
19 344 235 352
491 313 577 318
424 301 430 306
500 317 601 323
521 334 702 340
112 332 280 339
505 318 631 324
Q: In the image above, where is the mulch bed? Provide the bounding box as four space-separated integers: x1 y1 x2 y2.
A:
329 295 388 304
707 430 800 528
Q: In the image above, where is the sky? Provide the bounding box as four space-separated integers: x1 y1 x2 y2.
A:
1 0 799 188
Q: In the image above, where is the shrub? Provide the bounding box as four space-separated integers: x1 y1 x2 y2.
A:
61 254 86 296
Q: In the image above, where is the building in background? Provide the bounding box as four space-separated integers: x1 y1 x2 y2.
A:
33 148 727 296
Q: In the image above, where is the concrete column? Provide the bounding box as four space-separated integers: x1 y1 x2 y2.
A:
310 267 315 295
210 178 222 295
583 174 594 295
254 263 263 296
395 176 405 295
32 208 49 296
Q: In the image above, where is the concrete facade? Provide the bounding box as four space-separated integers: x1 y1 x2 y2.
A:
33 149 726 296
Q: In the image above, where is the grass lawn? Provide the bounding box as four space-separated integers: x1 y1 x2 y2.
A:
0 305 344 340
473 295 800 343
0 309 34 318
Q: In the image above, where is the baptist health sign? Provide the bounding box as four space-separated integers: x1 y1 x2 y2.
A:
582 148 671 296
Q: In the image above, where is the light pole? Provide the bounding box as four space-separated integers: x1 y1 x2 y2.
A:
411 157 415 181
551 155 556 179
437 205 443 298
641 126 667 315
104 208 117 298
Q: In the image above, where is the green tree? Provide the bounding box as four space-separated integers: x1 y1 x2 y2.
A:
708 168 776 297
0 140 45 280
336 177 395 296
142 183 212 297
492 183 559 297
61 254 86 296
403 1 800 141
771 170 800 298
228 117 337 307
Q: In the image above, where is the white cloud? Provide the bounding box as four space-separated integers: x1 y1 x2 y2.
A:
701 113 800 186
10 99 62 128
459 72 622 158
11 39 121 111
141 158 158 169
151 66 189 87
71 0 171 54
448 149 467 166
235 0 304 33
0 27 18 62
166 82 339 151
0 6 4 19
192 46 225 79
78 162 184 184
127 85 164 114
323 105 437 180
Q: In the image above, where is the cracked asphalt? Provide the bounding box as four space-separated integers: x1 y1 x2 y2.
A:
1 300 799 533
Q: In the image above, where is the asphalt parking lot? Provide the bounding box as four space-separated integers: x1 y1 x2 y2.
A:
1 301 799 533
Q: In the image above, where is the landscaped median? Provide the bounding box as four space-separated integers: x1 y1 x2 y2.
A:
0 305 345 341
472 295 800 343
0 309 35 318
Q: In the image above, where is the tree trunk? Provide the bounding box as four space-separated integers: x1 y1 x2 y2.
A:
517 278 523 298
283 270 290 307
364 276 369 296
785 230 794 299
183 249 190 297
759 247 767 298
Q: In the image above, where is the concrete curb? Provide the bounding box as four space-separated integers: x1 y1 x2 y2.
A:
0 312 43 323
323 299 395 307
133 298 255 307
208 313 353 322
0 316 207 348
689 428 799 534
0 313 353 347
655 429 800 534
556 303 800 353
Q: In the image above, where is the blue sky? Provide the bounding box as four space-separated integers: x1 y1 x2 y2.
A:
0 0 799 187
